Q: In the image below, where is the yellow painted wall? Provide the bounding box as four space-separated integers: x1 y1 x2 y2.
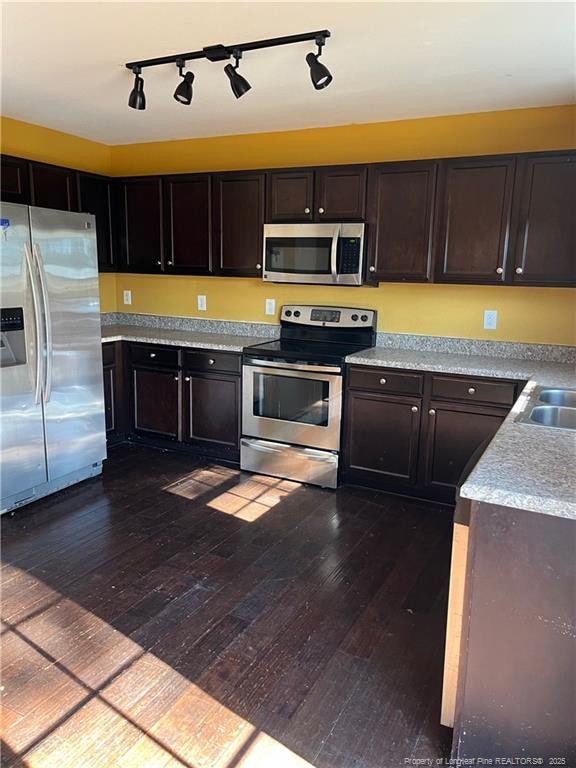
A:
2 108 575 345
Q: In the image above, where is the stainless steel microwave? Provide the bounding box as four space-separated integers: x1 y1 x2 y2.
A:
262 223 365 285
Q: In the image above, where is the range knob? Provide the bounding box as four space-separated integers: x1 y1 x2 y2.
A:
351 314 359 321
360 314 368 322
285 310 292 317
294 310 301 318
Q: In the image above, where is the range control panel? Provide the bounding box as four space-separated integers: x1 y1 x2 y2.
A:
281 305 376 329
0 307 24 332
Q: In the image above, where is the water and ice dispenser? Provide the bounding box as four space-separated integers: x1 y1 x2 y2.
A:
0 307 26 368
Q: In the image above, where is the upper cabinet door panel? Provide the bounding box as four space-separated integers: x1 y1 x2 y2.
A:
1 155 31 204
267 171 314 222
77 173 115 271
511 154 576 286
367 162 437 282
29 163 78 211
213 173 265 276
164 175 212 274
315 166 367 221
122 178 163 273
435 157 515 283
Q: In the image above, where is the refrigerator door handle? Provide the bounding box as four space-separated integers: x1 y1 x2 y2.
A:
23 241 44 404
32 243 53 403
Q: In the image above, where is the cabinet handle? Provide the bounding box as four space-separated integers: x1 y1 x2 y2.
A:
149 352 156 358
411 406 419 413
496 267 503 274
318 207 325 214
468 387 476 395
173 375 179 381
515 267 523 274
304 207 310 214
167 260 173 266
184 376 190 382
256 263 262 270
379 378 387 385
429 409 436 416
156 260 162 266
369 266 376 273
208 358 215 365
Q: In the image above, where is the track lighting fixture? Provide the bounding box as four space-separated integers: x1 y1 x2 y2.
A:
306 36 333 90
224 50 251 99
128 66 146 110
173 60 195 105
125 30 332 111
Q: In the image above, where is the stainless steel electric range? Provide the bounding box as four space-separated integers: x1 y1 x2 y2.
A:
241 305 377 488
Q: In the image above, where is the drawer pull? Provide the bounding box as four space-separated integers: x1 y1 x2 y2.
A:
515 267 523 274
149 352 156 358
411 406 418 413
379 378 387 385
318 207 325 214
184 376 190 382
173 375 179 381
208 358 215 365
156 260 162 266
304 207 310 214
167 260 174 266
496 267 503 274
468 387 476 395
429 409 436 416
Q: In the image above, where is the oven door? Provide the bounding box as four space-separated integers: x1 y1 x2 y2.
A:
242 360 342 451
263 224 340 284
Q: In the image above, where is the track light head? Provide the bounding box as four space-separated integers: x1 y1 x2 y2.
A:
173 61 195 105
306 36 333 90
128 67 146 110
224 50 251 99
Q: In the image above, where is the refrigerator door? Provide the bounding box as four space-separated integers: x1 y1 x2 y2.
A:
29 207 106 481
0 203 48 501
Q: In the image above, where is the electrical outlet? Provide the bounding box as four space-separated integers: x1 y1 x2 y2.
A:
123 290 132 305
197 295 207 311
265 298 276 316
484 309 498 330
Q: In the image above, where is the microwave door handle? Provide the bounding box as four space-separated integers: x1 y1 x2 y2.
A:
330 225 340 282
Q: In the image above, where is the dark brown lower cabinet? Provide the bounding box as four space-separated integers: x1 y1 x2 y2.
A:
183 372 240 459
102 342 127 445
343 391 422 486
423 402 506 493
103 365 115 433
132 367 181 439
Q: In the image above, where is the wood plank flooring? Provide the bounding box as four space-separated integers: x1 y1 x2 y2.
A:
1 445 453 768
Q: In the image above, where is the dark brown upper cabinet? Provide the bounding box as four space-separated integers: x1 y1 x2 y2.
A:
509 153 576 286
164 174 212 274
119 177 164 273
366 161 437 282
267 165 367 223
1 155 31 204
434 156 515 284
77 173 115 272
29 162 78 211
212 172 265 277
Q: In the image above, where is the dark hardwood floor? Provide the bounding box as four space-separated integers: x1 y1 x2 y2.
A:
1 445 453 768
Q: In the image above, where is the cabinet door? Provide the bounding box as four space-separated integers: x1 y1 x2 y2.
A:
164 175 212 274
78 173 115 271
344 391 422 484
212 173 265 276
366 162 437 281
29 162 78 211
510 154 576 286
267 171 314 222
315 165 367 221
183 372 240 455
434 157 515 283
120 178 163 273
103 365 115 433
133 367 181 439
424 402 506 491
1 155 31 204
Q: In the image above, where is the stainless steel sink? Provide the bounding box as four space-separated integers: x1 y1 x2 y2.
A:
528 405 576 430
538 389 576 407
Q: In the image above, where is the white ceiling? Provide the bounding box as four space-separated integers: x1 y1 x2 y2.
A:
1 1 575 145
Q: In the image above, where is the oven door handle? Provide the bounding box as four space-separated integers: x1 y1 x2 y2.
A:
244 358 342 374
330 224 341 282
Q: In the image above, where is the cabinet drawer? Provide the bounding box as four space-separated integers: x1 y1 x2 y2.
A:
130 343 181 369
102 342 115 366
431 375 516 406
348 366 424 396
184 349 241 375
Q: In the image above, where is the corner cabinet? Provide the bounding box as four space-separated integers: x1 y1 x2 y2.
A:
212 172 265 276
77 173 116 271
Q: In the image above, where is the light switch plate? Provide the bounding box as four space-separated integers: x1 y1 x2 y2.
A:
265 298 276 316
484 309 498 330
197 295 207 311
123 290 132 305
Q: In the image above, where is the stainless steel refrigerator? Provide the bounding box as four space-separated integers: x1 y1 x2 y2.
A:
0 203 106 514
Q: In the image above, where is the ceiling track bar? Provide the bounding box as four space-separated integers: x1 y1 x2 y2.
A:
126 30 331 70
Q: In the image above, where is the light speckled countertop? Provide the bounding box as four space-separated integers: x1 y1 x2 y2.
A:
101 324 266 352
346 347 576 520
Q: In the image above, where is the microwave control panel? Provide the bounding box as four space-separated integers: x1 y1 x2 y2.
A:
337 238 362 274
